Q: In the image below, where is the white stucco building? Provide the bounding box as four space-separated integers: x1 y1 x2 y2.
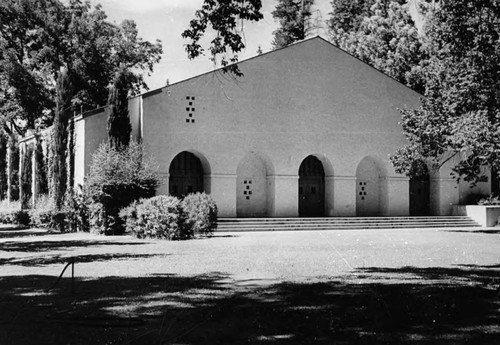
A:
27 37 491 217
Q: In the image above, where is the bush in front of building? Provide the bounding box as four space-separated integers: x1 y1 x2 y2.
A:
120 195 191 240
182 192 217 236
28 192 89 232
0 200 30 226
85 141 159 235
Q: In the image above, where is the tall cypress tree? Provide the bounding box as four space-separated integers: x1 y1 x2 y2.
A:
52 67 74 209
107 66 132 150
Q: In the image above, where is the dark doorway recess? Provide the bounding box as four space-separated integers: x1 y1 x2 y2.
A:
299 156 325 217
169 151 204 197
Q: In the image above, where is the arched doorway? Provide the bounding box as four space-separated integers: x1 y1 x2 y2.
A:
356 157 381 216
299 155 325 217
236 152 271 217
409 160 430 216
169 151 204 197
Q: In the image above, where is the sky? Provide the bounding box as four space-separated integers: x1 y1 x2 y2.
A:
87 0 331 91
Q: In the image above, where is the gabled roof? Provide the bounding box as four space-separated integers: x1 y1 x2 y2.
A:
142 35 421 99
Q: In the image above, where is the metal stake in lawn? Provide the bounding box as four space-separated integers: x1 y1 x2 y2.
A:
47 257 76 294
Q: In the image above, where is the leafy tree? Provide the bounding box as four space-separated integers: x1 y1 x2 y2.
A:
0 0 162 135
107 66 132 150
328 0 406 44
328 0 424 90
271 0 314 50
182 0 264 76
390 0 500 184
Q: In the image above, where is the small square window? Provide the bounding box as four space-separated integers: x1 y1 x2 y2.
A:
359 192 363 196
248 191 252 195
191 108 195 112
246 196 250 200
246 186 250 190
191 119 195 123
186 107 190 111
192 96 195 100
244 180 247 184
359 182 362 186
364 192 367 196
361 186 365 191
189 102 193 106
185 119 189 123
361 196 365 200
186 96 190 100
249 180 252 184
244 191 247 195
189 113 192 117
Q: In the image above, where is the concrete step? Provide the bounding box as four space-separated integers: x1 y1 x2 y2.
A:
216 216 480 232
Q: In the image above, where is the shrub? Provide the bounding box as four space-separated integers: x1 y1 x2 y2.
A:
0 200 21 225
0 199 21 213
478 195 500 206
464 193 489 205
85 141 159 235
182 192 217 236
121 195 190 240
30 194 54 228
29 192 89 232
13 210 30 226
89 202 117 235
63 189 89 232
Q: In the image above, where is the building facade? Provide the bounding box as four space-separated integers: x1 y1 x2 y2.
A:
22 37 490 217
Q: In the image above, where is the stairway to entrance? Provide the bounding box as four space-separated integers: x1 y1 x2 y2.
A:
217 216 480 232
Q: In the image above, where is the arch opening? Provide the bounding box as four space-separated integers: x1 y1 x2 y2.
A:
169 151 205 197
409 160 430 216
298 155 325 217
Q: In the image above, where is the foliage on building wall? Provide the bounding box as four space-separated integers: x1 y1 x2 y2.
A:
0 131 8 199
8 138 19 201
35 137 48 196
20 144 33 209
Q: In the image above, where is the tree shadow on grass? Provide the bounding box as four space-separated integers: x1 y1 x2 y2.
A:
0 239 148 252
0 265 499 345
0 253 168 267
0 229 52 239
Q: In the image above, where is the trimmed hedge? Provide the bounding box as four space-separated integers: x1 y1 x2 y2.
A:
121 195 190 240
182 192 217 236
121 193 218 240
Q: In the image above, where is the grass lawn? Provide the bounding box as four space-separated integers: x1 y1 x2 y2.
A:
0 227 499 344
